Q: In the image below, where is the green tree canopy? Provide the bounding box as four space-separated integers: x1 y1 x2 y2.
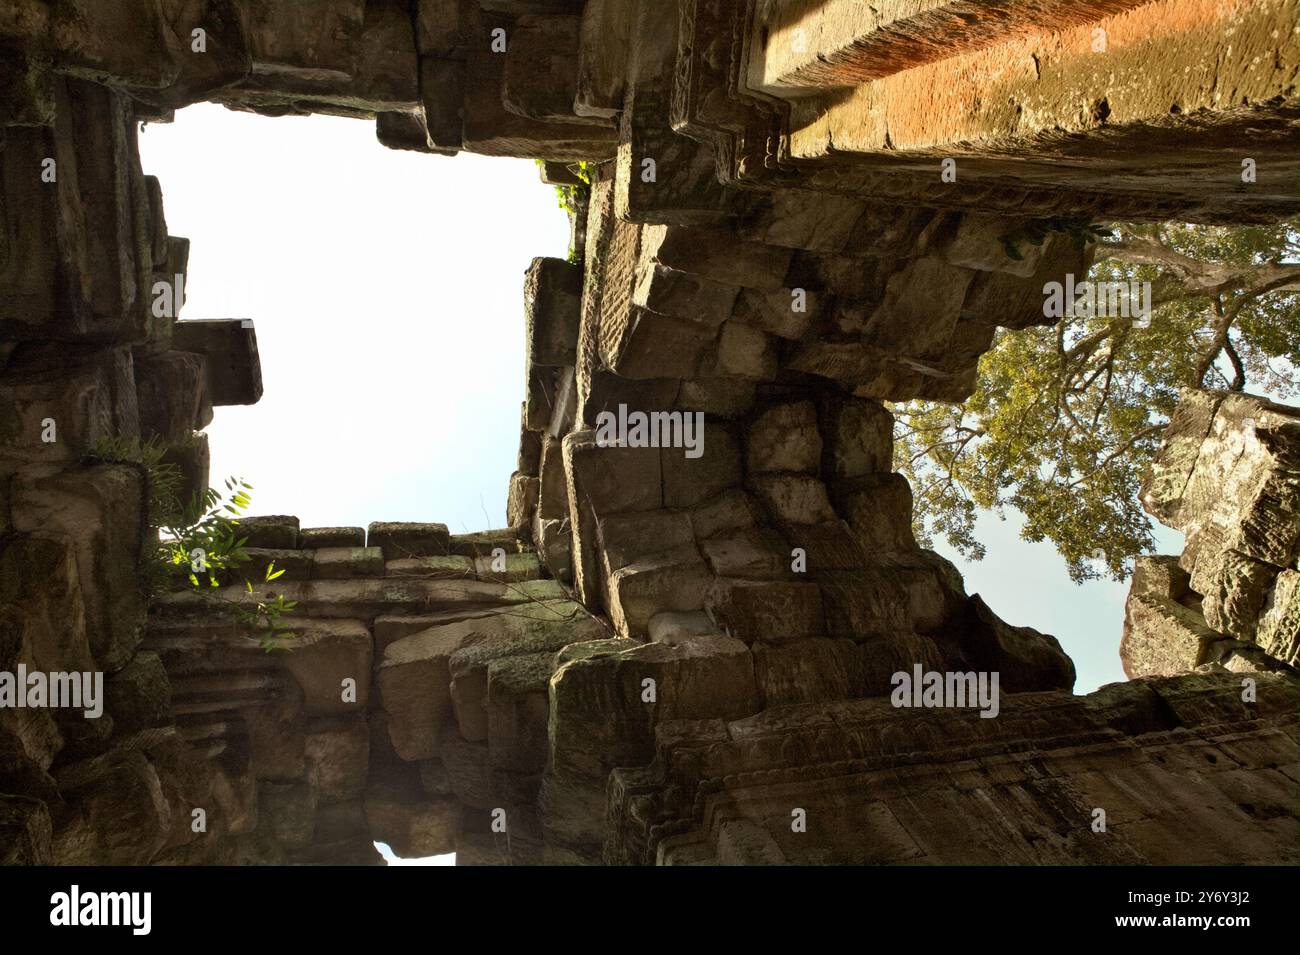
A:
894 218 1300 583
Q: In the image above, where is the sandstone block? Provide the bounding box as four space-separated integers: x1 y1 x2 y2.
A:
473 552 543 583
235 515 299 550
824 396 894 478
661 422 742 508
171 319 262 406
502 14 589 124
368 521 451 559
448 601 607 741
688 489 759 540
507 472 540 530
700 527 792 580
105 651 171 734
133 350 212 445
311 546 384 579
835 473 917 552
607 557 713 639
279 619 373 716
632 263 739 328
485 651 554 772
11 465 146 672
419 56 465 151
706 579 825 645
1257 569 1300 667
597 509 694 574
703 323 779 380
385 556 475 579
643 225 793 293
754 638 864 707
731 286 816 340
749 474 837 525
746 401 822 473
525 257 583 366
300 526 365 549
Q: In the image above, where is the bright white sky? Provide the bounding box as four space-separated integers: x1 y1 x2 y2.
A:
139 105 1178 862
139 103 571 537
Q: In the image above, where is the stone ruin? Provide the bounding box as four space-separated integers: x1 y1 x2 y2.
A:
1 0 1298 865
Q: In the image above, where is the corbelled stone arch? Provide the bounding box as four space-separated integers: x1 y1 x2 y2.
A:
2 0 1297 866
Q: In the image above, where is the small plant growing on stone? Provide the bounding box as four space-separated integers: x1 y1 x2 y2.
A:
161 478 254 589
538 160 592 263
237 578 298 653
82 437 297 651
161 478 298 652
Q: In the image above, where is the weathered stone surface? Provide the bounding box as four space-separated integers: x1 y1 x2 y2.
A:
105 651 171 734
485 651 553 772
501 14 593 124
438 730 493 808
525 258 582 366
707 579 825 645
312 546 385 579
544 633 757 856
573 0 633 118
235 547 312 584
416 0 468 56
607 556 712 640
0 533 94 678
171 319 262 406
699 527 790 580
643 225 793 294
235 515 299 550
609 672 1300 865
11 465 145 672
133 350 212 444
1257 570 1300 667
661 422 741 508
156 575 565 620
368 521 451 560
473 551 542 583
386 555 475 579
596 509 693 575
632 264 738 328
376 109 437 153
705 323 780 380
419 56 465 150
451 601 607 743
823 396 894 478
731 286 816 340
1120 557 1221 680
447 528 526 557
748 474 837 525
956 595 1076 693
463 11 616 161
1127 390 1300 674
507 472 540 530
836 473 916 552
746 401 822 473
0 349 140 465
753 638 864 707
300 526 366 549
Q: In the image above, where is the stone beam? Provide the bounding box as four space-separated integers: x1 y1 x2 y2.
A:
171 318 263 406
750 0 1151 92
